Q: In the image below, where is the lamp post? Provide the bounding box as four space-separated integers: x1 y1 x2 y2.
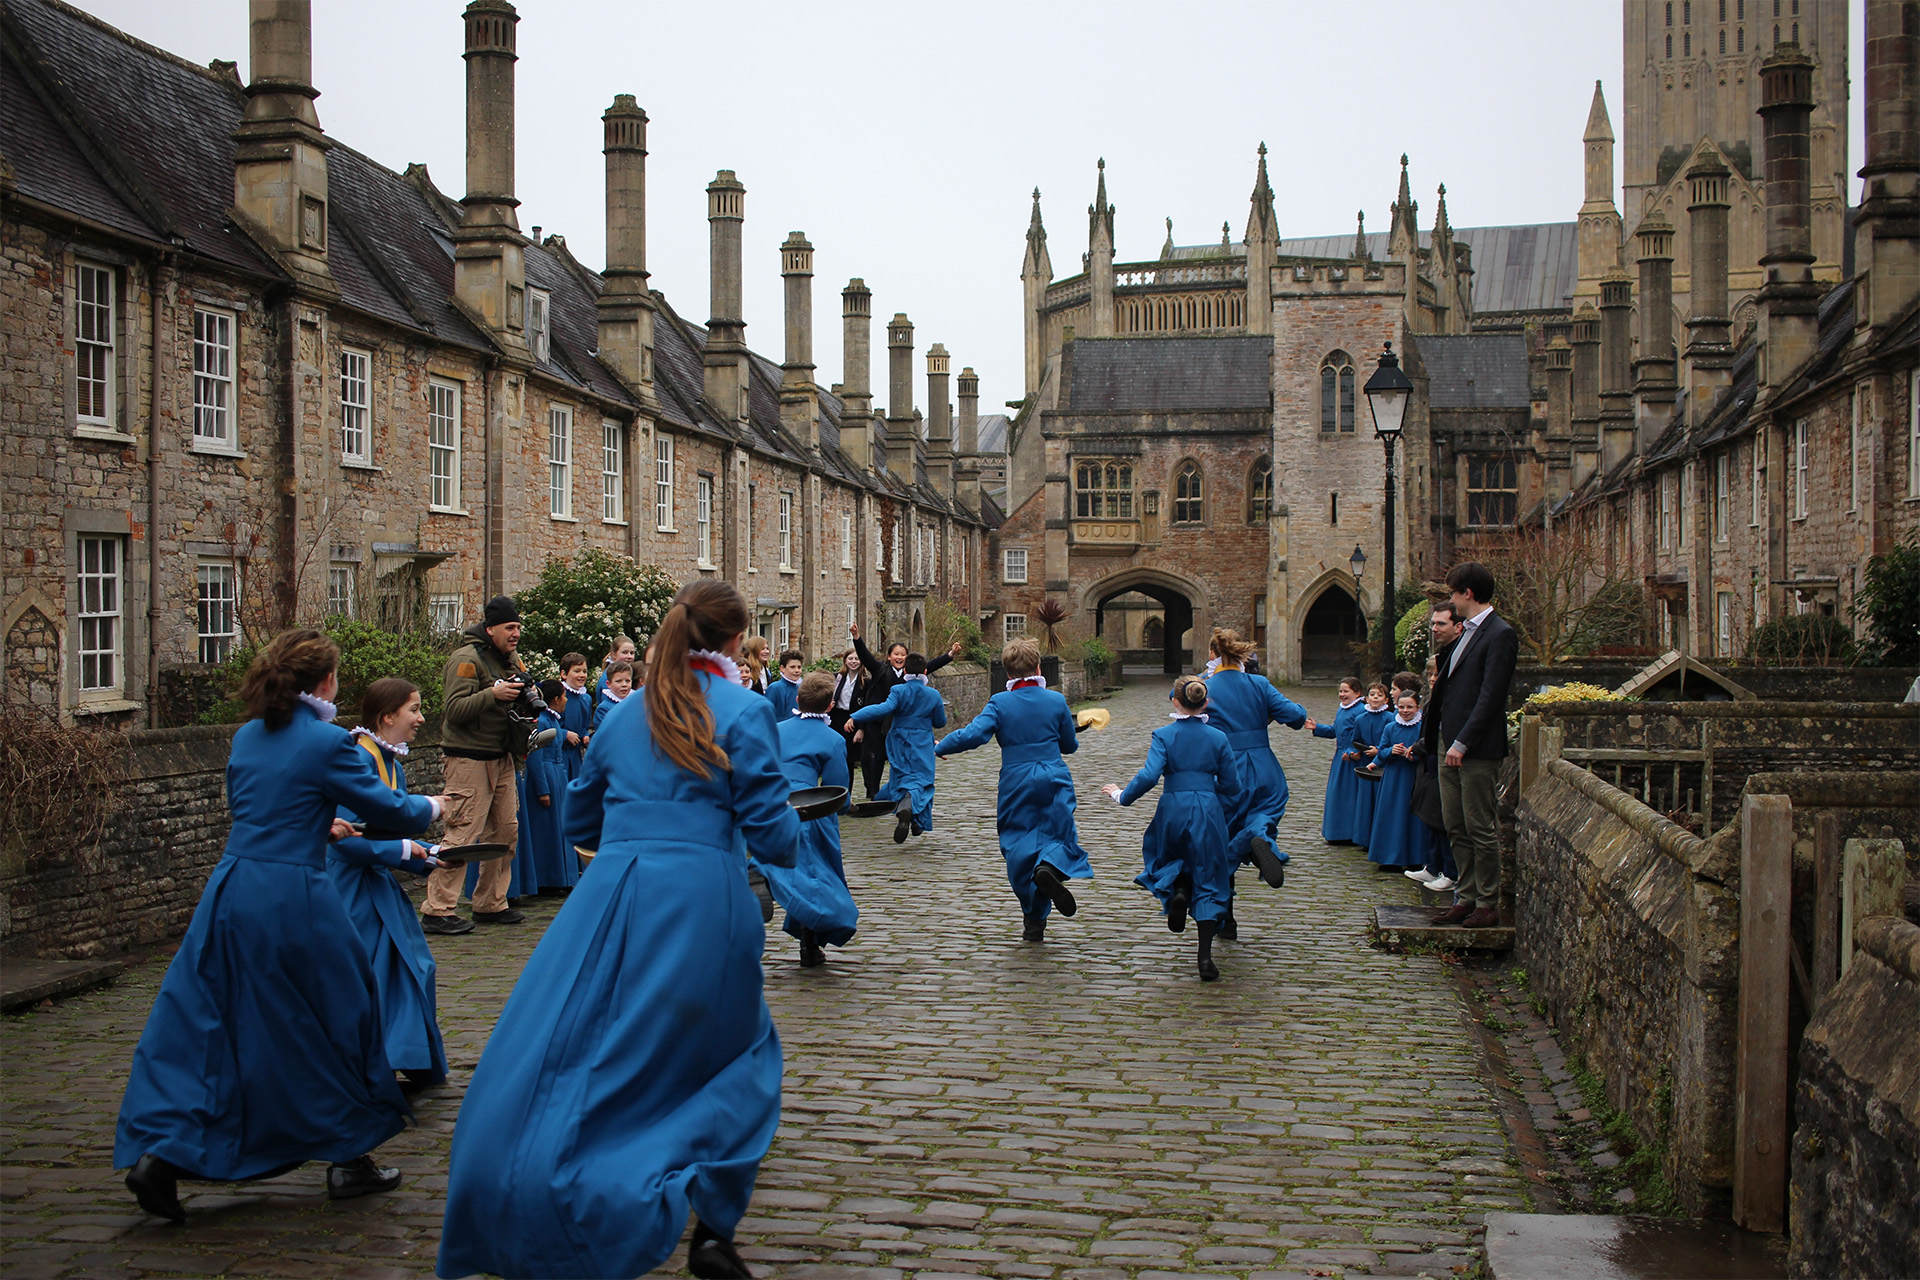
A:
1349 544 1367 654
1363 342 1412 682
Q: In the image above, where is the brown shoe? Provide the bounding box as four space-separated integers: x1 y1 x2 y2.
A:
1434 903 1475 926
1462 907 1502 929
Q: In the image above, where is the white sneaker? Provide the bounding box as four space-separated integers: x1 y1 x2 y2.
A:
1404 868 1438 884
1426 876 1456 892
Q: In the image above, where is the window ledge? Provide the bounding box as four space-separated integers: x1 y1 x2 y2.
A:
72 697 142 717
696 560 718 571
341 459 382 473
190 442 246 459
747 567 759 574
602 518 630 527
550 514 580 524
656 525 678 534
73 425 136 444
430 506 472 517
779 566 797 576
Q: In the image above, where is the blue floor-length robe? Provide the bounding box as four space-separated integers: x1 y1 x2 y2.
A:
524 707 578 890
326 733 448 1081
1313 699 1370 843
934 683 1093 920
560 681 594 780
1117 718 1243 925
1366 715 1433 869
437 670 802 1280
850 678 946 833
1202 668 1307 872
116 703 437 1180
765 715 860 947
1348 705 1391 850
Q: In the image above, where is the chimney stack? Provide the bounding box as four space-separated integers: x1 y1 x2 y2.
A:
841 279 874 469
1681 153 1736 425
886 314 918 478
957 367 980 456
1632 213 1677 448
1570 303 1601 484
453 0 526 346
597 95 653 395
1756 44 1822 396
780 232 820 448
703 170 748 425
1599 269 1635 471
1088 159 1116 337
1543 322 1573 500
1856 0 1920 334
232 0 332 288
925 345 953 492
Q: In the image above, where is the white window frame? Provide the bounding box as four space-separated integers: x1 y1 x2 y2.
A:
73 261 116 428
76 535 123 694
1792 418 1809 520
549 404 575 519
1004 612 1028 639
777 613 791 651
891 521 903 583
1004 547 1028 584
841 512 853 569
428 592 464 635
696 475 714 566
778 493 794 570
1716 591 1734 658
911 522 921 583
340 346 372 465
602 419 625 523
1659 473 1674 550
959 536 968 585
195 560 238 664
428 378 462 512
1848 386 1861 512
746 483 757 570
1750 434 1764 526
654 434 675 531
1680 461 1694 549
1714 453 1730 542
527 288 550 363
326 564 356 618
192 307 236 450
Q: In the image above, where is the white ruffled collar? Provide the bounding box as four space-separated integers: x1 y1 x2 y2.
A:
1396 710 1422 727
350 726 410 757
793 710 831 721
1169 711 1210 724
902 672 929 685
689 648 743 684
1338 694 1360 709
298 691 337 722
1006 676 1046 691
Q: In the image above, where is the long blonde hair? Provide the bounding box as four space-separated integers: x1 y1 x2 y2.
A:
645 580 750 779
1209 627 1255 665
740 635 770 680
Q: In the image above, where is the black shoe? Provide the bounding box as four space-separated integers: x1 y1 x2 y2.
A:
1217 912 1239 941
472 907 525 924
1021 912 1046 942
421 914 474 936
1166 877 1190 934
326 1154 401 1201
126 1153 185 1224
747 868 775 924
689 1219 754 1279
399 1068 447 1092
893 796 912 844
798 927 825 968
1197 921 1220 982
1034 864 1078 917
1249 835 1287 889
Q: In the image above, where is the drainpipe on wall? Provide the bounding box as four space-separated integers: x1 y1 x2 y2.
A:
146 255 171 728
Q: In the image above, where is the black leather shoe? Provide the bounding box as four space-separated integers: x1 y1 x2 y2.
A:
1197 921 1221 982
797 928 825 968
747 868 775 924
326 1154 401 1201
893 796 912 844
1217 912 1239 941
126 1153 185 1224
1249 835 1287 889
1034 864 1078 917
421 913 474 936
689 1219 754 1278
1166 877 1190 934
472 907 525 924
1021 912 1046 942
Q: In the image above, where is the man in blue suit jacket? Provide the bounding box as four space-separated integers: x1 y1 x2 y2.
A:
1425 562 1519 929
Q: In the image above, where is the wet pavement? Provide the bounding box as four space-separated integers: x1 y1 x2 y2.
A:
2 678 1538 1278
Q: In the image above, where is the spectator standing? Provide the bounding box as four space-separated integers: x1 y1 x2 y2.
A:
1426 563 1519 928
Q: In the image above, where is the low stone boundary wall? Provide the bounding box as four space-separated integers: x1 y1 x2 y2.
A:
1511 663 1918 707
1790 915 1920 1279
930 662 989 727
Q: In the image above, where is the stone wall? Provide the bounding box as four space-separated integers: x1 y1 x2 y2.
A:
930 661 989 729
1790 916 1920 1280
1512 662 1920 707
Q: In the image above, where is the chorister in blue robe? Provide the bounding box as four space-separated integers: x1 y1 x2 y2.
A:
1347 703 1391 849
1314 697 1370 843
524 706 577 890
593 688 628 734
934 682 1094 921
1201 668 1307 873
1366 714 1433 869
326 733 447 1083
559 680 594 781
766 714 860 948
765 675 801 722
850 677 946 834
1116 717 1243 925
437 668 801 1280
116 702 437 1181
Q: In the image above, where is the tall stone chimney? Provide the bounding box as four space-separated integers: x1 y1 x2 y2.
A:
1632 213 1677 448
885 314 918 478
453 0 526 349
925 345 953 493
1088 159 1115 337
1855 0 1920 335
597 95 653 396
780 231 820 448
703 171 748 425
232 0 332 289
1683 152 1735 421
1243 144 1276 336
1756 44 1822 396
841 279 874 468
1571 304 1601 484
957 366 980 456
1598 269 1635 470
1544 324 1573 499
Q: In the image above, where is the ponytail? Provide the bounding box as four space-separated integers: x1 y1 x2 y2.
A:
645 579 750 779
1209 627 1255 664
239 627 339 730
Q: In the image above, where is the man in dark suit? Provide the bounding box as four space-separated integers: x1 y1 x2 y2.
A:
1422 562 1519 928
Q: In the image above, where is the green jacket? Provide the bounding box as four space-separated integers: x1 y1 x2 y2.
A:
441 623 532 759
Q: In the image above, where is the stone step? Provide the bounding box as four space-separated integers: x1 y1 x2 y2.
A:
0 958 128 1012
1373 903 1515 951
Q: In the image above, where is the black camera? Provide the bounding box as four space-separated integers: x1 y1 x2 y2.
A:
500 672 549 722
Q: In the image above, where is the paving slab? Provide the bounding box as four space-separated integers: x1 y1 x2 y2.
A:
0 959 127 1012
1373 904 1515 952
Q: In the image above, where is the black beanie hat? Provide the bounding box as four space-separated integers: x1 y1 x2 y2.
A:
483 595 521 628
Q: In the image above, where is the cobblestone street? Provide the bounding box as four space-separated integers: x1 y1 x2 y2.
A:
2 679 1533 1278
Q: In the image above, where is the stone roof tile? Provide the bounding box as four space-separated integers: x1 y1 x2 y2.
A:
1067 335 1273 412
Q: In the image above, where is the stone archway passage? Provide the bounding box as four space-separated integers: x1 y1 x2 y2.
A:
1095 582 1194 675
1301 583 1363 680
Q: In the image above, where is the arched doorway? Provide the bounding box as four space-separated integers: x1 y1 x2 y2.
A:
1084 570 1205 675
1300 583 1363 679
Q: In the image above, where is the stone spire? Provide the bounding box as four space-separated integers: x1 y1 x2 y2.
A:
1387 154 1419 255
1353 209 1369 259
1161 217 1175 259
1021 188 1052 397
1244 142 1276 336
1583 79 1615 202
1088 159 1115 336
1576 80 1623 305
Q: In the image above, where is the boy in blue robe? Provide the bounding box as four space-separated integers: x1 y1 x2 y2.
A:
765 649 804 721
850 652 947 843
525 681 577 890
557 652 594 782
766 672 860 967
594 659 634 735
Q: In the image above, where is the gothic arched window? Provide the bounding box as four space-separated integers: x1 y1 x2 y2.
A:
1247 458 1274 523
1173 462 1204 524
1320 350 1356 433
1075 460 1134 519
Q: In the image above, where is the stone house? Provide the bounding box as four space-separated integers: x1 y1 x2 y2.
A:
0 0 992 726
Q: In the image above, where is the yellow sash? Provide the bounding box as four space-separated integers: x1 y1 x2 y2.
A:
356 734 397 791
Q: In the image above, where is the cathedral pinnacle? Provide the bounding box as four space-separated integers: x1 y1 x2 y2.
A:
1245 141 1277 243
1583 80 1614 143
1354 209 1370 258
1162 216 1175 259
1088 158 1114 248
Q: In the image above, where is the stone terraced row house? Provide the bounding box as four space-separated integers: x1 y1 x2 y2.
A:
1 0 996 726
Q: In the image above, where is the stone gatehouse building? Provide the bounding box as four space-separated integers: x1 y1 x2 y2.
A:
0 0 996 726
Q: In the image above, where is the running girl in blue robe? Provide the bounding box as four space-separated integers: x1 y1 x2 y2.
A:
1366 689 1434 870
1200 628 1307 903
850 652 947 843
326 678 449 1089
117 629 445 1224
934 637 1093 943
1347 682 1392 850
438 579 800 1280
1309 677 1369 844
1103 676 1243 982
767 672 860 968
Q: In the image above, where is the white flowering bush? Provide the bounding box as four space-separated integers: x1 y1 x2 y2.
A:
516 549 678 668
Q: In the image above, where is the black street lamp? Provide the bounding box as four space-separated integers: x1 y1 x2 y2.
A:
1349 544 1367 651
1363 342 1412 681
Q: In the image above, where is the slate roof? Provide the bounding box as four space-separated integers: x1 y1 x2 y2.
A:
1066 336 1274 413
1416 334 1532 409
977 413 1010 454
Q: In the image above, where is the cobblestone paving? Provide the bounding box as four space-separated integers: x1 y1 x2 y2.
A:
2 680 1534 1278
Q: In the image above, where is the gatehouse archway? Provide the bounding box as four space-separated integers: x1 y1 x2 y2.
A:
1081 568 1208 675
1300 581 1363 679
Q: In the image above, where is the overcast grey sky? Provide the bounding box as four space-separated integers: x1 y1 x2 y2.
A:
84 1 1867 415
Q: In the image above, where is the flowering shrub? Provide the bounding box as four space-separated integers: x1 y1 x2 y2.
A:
515 550 678 670
1509 681 1632 737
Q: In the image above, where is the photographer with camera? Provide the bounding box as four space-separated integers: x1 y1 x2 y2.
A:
421 595 536 935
